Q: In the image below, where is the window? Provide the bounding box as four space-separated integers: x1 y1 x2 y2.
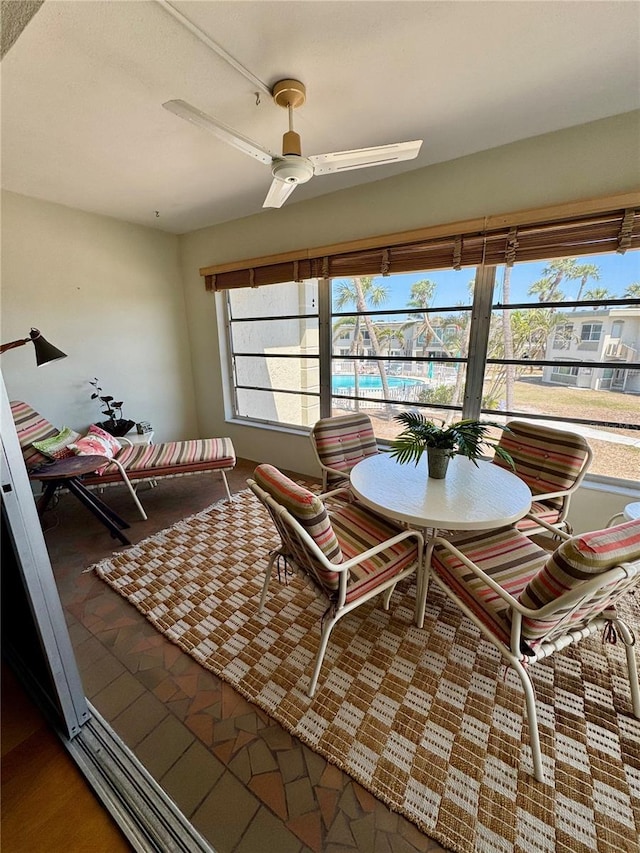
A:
330 270 474 437
550 363 580 383
552 324 574 350
482 256 639 480
611 320 624 339
226 279 320 428
222 240 639 481
580 323 603 343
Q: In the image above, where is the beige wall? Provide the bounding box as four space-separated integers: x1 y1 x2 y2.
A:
179 111 640 479
0 191 198 442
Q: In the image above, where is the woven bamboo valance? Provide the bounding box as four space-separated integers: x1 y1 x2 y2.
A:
200 193 640 291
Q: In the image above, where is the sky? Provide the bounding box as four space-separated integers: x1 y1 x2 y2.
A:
331 250 640 314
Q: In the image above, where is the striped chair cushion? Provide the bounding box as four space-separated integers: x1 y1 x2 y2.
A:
330 503 419 604
493 421 590 510
515 500 561 532
312 414 378 485
10 401 58 468
253 464 343 576
430 527 548 649
518 519 640 641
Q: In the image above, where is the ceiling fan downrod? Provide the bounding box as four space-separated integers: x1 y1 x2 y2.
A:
273 79 306 157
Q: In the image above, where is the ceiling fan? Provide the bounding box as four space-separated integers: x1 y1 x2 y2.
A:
163 79 423 209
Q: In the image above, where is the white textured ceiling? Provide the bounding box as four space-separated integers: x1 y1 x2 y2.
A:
2 1 639 234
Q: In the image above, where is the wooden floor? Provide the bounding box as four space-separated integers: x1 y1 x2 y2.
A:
1 661 132 852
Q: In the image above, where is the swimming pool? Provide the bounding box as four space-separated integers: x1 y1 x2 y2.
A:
332 375 425 390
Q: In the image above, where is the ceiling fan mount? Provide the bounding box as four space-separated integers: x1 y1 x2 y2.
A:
272 78 306 111
163 78 422 209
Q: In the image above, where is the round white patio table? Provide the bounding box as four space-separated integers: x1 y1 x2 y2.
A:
350 453 532 532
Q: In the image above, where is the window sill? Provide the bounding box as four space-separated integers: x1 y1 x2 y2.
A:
582 474 640 498
226 417 309 438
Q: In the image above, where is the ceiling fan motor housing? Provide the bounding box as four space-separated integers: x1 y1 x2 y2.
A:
272 155 314 185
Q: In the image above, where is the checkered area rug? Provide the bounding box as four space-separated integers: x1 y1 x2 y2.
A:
93 488 640 853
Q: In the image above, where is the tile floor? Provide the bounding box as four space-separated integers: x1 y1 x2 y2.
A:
42 458 448 853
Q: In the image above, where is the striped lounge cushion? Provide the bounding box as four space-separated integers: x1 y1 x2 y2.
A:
493 421 590 510
82 438 236 484
10 401 58 468
430 527 548 649
253 464 343 588
312 414 378 484
518 519 640 642
330 503 420 604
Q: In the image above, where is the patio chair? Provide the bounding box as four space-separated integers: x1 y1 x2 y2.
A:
10 401 236 521
248 463 424 697
310 413 379 489
418 516 640 783
492 420 592 535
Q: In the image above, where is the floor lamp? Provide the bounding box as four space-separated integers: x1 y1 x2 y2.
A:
0 328 67 366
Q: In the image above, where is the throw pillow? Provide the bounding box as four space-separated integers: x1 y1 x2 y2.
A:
86 424 122 456
69 425 121 463
32 426 81 460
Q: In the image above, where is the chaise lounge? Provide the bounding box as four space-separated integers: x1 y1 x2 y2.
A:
10 400 236 521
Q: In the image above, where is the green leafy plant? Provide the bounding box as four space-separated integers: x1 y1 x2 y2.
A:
388 412 514 468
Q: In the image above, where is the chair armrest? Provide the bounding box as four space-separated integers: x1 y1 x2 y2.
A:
319 486 353 502
522 513 573 540
339 527 424 572
118 437 133 448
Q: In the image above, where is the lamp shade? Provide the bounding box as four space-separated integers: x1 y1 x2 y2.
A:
30 329 67 366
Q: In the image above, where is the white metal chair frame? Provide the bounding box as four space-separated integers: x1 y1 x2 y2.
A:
248 479 424 698
418 515 640 783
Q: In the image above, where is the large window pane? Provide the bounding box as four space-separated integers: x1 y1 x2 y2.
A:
228 280 318 319
236 388 319 428
235 355 319 394
231 318 318 354
226 280 320 428
331 270 473 429
330 399 461 443
484 254 640 479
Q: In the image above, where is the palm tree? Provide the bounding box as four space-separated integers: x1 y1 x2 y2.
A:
529 258 602 309
582 286 615 309
528 258 578 303
334 276 392 409
407 280 453 356
624 282 640 298
571 262 600 307
376 325 405 358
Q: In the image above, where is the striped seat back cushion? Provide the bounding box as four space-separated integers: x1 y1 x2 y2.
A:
253 464 343 591
517 518 640 642
493 420 590 509
312 414 378 484
10 401 58 469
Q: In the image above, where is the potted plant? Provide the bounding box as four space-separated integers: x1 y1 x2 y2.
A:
388 412 514 479
90 378 135 437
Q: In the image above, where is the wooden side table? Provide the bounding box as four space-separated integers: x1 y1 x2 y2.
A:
29 455 130 545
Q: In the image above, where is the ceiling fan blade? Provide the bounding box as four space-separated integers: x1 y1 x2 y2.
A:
309 140 423 175
263 178 298 209
162 99 275 165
